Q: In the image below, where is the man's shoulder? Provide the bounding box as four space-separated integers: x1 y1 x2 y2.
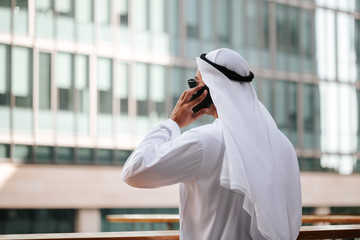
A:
186 120 222 140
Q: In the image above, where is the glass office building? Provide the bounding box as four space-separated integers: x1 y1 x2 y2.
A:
1 0 360 234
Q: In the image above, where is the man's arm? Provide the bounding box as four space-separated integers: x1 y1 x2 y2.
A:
122 119 205 188
122 85 210 188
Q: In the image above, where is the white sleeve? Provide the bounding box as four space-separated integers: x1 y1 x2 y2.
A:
122 119 205 188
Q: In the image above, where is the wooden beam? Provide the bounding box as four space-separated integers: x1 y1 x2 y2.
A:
0 231 180 240
297 224 360 239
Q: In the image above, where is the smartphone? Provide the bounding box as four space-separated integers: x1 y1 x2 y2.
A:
187 79 213 113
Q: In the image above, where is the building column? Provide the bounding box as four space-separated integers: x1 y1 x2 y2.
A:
75 209 101 232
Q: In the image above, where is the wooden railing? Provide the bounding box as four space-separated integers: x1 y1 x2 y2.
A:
1 215 360 239
1 226 360 240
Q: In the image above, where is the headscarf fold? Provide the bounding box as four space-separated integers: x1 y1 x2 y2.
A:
196 48 302 240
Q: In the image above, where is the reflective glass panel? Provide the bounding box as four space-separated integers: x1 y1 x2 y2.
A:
303 83 321 149
97 149 113 165
77 148 94 165
0 144 10 162
0 0 11 32
56 52 75 133
55 0 75 39
356 19 360 81
135 63 149 137
56 147 74 164
115 149 131 165
35 146 54 164
99 0 111 41
0 44 11 131
38 52 52 130
115 62 129 135
12 47 33 132
75 0 94 42
36 0 54 37
75 55 89 134
135 0 149 49
97 57 113 135
117 0 129 44
13 145 32 163
149 65 166 125
169 0 179 55
301 9 316 73
185 0 199 57
13 0 28 33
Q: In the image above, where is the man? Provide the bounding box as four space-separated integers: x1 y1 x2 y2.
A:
122 48 302 239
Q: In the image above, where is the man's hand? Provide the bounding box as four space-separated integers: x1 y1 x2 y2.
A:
170 85 209 128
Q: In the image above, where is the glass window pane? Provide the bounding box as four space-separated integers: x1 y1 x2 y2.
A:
77 148 94 165
0 44 11 131
0 0 11 32
97 149 113 165
97 58 113 135
185 0 199 57
169 0 179 55
36 0 55 37
13 145 32 163
12 47 33 132
56 52 74 133
56 147 74 164
13 0 28 33
35 146 54 164
150 65 166 123
303 83 321 149
200 0 214 52
99 0 111 41
356 19 360 82
75 0 94 42
0 144 10 162
116 63 129 135
117 0 129 43
170 67 186 108
39 53 51 110
217 0 230 48
75 55 89 134
56 0 75 39
115 149 131 165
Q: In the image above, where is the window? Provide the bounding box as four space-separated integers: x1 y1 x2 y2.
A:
135 0 150 49
36 0 54 37
301 9 316 73
97 57 113 135
99 0 111 41
97 149 113 165
149 65 166 123
76 148 94 165
117 0 129 44
56 147 74 164
0 209 75 234
13 145 33 164
0 44 11 131
55 0 75 39
115 62 129 135
168 0 179 55
38 52 52 130
149 0 168 53
0 144 10 162
170 67 186 108
12 47 33 132
303 83 321 149
276 4 300 71
35 146 54 164
217 0 230 48
56 52 75 133
275 81 297 146
0 0 11 32
200 0 215 52
75 55 89 134
356 19 360 82
75 0 94 42
298 157 334 172
185 0 199 57
13 0 28 33
115 149 132 165
135 63 149 136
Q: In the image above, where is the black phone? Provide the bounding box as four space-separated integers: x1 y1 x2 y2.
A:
187 79 213 113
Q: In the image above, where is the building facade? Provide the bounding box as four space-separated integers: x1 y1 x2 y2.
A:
1 0 360 234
